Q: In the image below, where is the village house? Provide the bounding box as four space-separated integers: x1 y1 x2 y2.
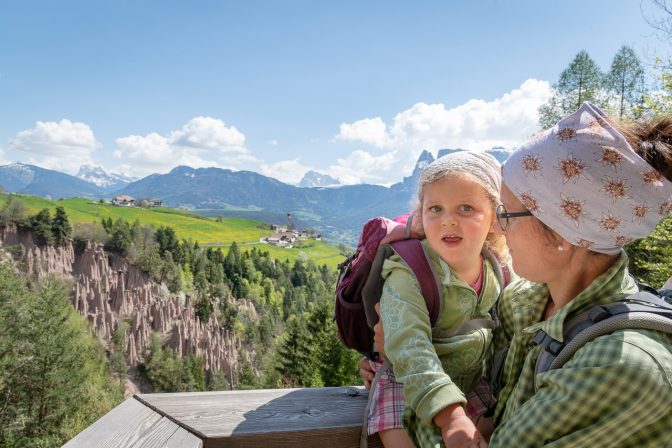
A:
111 195 135 206
137 197 164 207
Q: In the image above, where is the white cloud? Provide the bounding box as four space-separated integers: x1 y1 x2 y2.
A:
331 78 552 185
337 117 389 148
7 119 99 174
169 116 246 152
327 150 399 185
268 139 279 146
259 158 312 185
113 116 251 177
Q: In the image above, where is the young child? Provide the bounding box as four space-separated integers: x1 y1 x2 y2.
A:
367 151 508 448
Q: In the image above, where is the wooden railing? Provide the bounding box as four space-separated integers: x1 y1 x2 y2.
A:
64 387 383 447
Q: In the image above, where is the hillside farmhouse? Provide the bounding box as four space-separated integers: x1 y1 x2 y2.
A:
112 195 135 206
111 196 164 207
137 197 164 207
264 231 296 247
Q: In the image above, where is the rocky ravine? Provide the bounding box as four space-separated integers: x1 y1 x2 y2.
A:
0 224 255 388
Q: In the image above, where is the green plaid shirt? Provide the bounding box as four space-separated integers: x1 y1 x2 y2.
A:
490 252 672 448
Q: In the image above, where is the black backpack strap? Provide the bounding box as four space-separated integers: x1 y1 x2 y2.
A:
533 291 672 391
390 239 441 326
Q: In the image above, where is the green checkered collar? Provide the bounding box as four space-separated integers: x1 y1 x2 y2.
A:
522 250 636 342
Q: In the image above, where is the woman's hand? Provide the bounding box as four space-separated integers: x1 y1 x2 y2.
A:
359 358 375 390
435 404 488 448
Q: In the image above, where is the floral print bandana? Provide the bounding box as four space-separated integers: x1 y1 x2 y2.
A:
503 102 672 255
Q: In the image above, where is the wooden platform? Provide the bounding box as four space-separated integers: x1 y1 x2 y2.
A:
64 387 383 447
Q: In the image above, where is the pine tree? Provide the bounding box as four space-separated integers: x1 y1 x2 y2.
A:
275 315 321 387
539 51 603 128
30 208 54 246
0 269 121 445
308 301 360 386
106 218 133 255
52 206 72 246
605 45 645 119
155 226 179 257
110 322 129 389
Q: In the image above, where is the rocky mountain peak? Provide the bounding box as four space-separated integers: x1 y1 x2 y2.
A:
298 170 341 188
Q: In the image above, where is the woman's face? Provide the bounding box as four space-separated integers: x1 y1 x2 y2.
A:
499 183 564 283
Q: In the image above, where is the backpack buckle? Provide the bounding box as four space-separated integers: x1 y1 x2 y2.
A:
546 340 564 356
532 331 564 355
588 306 611 322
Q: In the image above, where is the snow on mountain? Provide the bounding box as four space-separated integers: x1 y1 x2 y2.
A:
76 164 138 190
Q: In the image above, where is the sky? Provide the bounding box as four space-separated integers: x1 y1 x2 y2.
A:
0 1 670 186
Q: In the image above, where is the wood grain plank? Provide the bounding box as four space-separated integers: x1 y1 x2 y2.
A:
63 397 163 448
165 427 204 448
137 387 381 447
130 417 202 448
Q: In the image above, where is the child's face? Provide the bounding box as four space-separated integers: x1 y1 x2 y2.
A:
421 174 495 275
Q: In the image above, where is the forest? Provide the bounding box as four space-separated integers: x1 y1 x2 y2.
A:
0 201 360 447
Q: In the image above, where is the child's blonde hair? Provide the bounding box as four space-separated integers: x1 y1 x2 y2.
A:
413 151 509 263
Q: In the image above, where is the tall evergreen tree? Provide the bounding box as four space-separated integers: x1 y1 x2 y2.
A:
0 269 121 446
275 315 321 387
539 51 603 128
605 45 645 119
155 226 179 257
30 208 54 246
110 322 129 389
52 206 72 246
106 218 133 255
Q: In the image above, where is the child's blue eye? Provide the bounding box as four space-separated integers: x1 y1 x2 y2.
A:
459 204 473 212
428 205 442 213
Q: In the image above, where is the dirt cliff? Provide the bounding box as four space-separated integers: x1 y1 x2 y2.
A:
0 224 254 386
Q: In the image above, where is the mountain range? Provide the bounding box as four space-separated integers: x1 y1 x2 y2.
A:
0 148 511 244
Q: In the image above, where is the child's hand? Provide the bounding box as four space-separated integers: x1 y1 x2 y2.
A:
358 358 375 390
435 404 488 448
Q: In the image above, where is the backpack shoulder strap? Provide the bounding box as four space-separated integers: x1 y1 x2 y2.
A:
481 248 509 290
389 239 441 327
533 291 672 390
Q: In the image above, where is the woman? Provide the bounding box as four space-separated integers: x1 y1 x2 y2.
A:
363 102 672 447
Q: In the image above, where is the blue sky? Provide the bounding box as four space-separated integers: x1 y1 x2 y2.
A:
0 1 668 185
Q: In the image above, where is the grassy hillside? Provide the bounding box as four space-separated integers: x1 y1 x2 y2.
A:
4 194 345 269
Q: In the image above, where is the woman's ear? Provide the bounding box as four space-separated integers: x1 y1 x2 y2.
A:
489 211 500 234
556 236 571 252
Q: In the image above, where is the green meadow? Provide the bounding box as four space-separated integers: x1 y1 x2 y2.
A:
4 194 344 269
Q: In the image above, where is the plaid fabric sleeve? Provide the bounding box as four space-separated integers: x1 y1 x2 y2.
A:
489 329 672 448
380 261 466 425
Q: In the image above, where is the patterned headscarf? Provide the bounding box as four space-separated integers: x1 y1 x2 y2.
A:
419 150 501 203
503 102 672 255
